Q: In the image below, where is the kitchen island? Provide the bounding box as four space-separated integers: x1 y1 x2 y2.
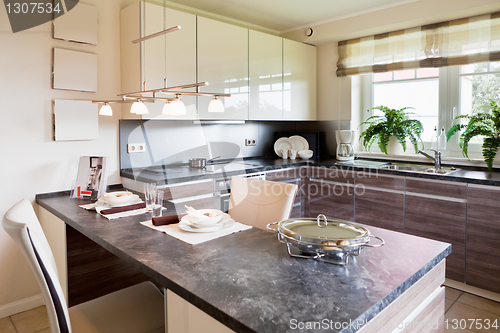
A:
36 191 450 333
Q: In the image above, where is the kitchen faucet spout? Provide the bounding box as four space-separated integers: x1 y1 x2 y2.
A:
418 149 442 171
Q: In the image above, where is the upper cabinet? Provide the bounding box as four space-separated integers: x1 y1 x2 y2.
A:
249 30 283 120
120 2 316 121
283 39 317 120
120 2 197 119
197 17 249 120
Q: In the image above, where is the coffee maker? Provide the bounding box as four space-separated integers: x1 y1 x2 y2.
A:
336 130 355 161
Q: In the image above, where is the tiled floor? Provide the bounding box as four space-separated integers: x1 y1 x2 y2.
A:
1 288 499 332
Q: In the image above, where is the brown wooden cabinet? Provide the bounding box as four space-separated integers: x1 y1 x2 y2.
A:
466 185 500 293
266 167 307 218
354 172 405 232
307 166 355 221
404 178 467 282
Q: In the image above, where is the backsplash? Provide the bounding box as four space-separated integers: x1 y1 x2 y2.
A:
119 120 349 169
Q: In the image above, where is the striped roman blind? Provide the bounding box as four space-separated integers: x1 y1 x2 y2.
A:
336 12 500 77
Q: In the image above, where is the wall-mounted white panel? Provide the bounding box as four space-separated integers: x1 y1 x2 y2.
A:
53 48 97 92
53 100 98 141
53 2 98 45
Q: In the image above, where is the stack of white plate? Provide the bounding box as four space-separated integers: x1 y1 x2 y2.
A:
274 135 310 157
178 209 235 233
97 191 141 208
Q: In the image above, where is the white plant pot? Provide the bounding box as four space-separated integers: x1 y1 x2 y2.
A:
386 136 404 155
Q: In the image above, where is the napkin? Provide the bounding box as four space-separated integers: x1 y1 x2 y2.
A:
152 214 185 226
140 220 252 245
100 203 146 215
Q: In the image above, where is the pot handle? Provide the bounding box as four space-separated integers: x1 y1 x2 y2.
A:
364 235 385 248
266 221 279 233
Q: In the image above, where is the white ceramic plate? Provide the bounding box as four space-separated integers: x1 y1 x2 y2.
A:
274 137 296 157
289 135 309 151
96 194 141 208
178 214 235 233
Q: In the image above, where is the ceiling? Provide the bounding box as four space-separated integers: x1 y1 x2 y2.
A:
162 0 419 33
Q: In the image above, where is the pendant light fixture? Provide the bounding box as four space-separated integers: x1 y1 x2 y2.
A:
131 100 149 114
92 2 230 113
208 96 225 113
168 95 186 115
99 103 113 116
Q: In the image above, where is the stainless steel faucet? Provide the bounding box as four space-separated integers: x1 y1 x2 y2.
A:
418 149 442 171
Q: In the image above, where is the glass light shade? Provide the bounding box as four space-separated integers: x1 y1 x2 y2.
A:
99 104 113 116
208 97 225 113
169 97 186 115
162 101 171 115
131 101 148 114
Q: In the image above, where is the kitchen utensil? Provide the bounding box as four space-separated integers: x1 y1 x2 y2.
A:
274 138 295 157
298 150 313 159
336 130 355 161
289 149 298 159
188 156 221 168
144 183 157 211
281 149 289 159
152 191 164 218
289 135 309 151
267 214 384 265
178 214 235 233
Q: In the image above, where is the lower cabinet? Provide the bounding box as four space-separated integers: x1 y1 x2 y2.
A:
466 185 500 294
308 179 355 221
404 179 467 282
354 173 405 232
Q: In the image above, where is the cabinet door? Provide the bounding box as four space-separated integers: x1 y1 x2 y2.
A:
283 39 317 120
355 173 405 232
308 179 354 221
197 17 249 120
404 179 467 282
249 30 282 120
466 185 500 293
142 6 197 120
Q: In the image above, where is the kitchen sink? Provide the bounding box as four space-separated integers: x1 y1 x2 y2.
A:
379 163 459 175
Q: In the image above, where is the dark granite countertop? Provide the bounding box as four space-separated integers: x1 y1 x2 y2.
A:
36 192 450 333
121 157 500 187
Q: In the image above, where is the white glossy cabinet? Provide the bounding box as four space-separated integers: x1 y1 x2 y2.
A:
120 2 197 119
283 39 317 120
197 17 249 120
249 30 283 120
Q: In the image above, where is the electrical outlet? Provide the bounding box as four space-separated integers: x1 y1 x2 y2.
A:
127 143 146 153
245 139 257 146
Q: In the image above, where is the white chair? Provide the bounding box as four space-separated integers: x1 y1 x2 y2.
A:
228 176 298 230
3 199 164 333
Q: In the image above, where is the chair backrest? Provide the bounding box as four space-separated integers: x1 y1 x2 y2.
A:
228 176 298 230
3 199 71 333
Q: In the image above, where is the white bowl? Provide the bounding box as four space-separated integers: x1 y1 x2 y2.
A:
103 191 133 205
186 209 223 226
298 150 313 159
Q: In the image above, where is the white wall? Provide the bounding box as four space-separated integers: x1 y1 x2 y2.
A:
0 0 137 317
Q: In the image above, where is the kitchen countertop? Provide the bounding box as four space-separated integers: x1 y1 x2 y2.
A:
36 192 451 333
121 157 500 187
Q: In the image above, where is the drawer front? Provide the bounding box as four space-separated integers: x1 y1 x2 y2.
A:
404 196 466 282
310 166 354 183
355 189 404 232
160 180 214 201
266 167 306 181
290 205 302 219
308 180 354 221
405 178 466 199
466 186 500 293
355 172 405 191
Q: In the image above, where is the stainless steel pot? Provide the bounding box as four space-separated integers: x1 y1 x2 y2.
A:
267 214 384 265
188 156 220 168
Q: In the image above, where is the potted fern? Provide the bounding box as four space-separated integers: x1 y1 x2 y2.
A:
446 99 500 170
359 106 423 154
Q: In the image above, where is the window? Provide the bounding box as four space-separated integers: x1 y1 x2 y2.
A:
361 62 500 157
